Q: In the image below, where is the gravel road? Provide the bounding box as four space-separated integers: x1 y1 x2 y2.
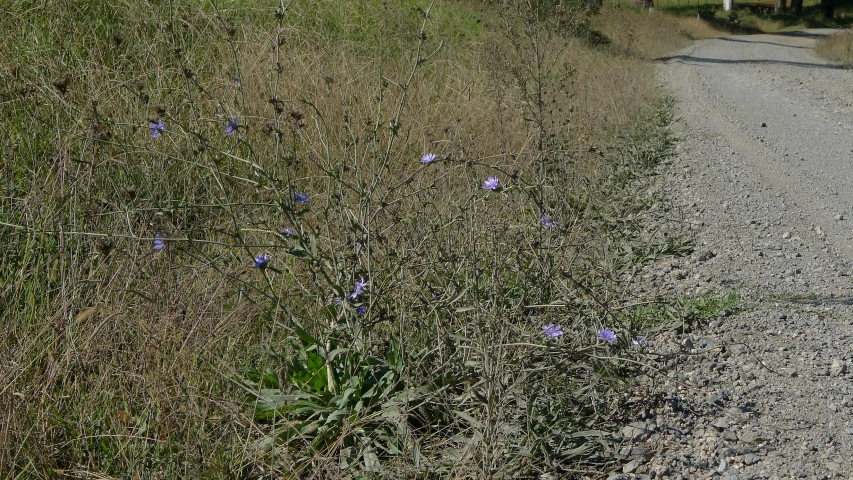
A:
611 31 853 479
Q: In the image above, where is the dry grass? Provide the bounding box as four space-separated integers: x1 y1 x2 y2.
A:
816 29 853 63
595 7 713 58
0 1 697 477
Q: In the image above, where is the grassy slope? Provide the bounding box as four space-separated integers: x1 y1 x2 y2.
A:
0 1 720 478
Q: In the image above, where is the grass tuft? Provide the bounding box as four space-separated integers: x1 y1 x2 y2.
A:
816 29 853 63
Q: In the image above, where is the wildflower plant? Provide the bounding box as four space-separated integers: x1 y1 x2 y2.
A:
0 0 676 478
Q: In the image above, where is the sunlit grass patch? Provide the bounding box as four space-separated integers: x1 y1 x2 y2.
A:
816 29 853 63
626 290 742 332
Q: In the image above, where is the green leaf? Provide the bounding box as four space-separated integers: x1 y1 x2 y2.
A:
304 352 328 392
363 449 380 472
286 246 311 258
568 429 608 439
453 410 484 429
292 323 318 347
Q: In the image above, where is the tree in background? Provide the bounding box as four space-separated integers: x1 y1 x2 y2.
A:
821 0 834 18
791 0 803 14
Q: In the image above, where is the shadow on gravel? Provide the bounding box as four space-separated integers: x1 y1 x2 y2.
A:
716 36 814 49
654 55 847 69
773 30 830 39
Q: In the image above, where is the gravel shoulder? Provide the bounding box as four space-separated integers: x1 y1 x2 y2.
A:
612 31 853 480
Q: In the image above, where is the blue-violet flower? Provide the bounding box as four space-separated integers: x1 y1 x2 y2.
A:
150 120 165 138
598 328 617 344
153 234 165 251
253 253 270 269
348 277 368 300
225 118 239 135
542 323 563 339
483 176 501 192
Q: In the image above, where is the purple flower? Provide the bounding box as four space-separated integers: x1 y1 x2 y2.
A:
540 216 557 229
225 118 239 135
153 234 166 251
253 253 270 269
542 323 563 340
149 120 165 138
598 328 617 344
347 277 368 300
280 227 296 236
421 153 437 164
293 192 309 204
632 336 646 346
233 77 241 85
482 176 501 192
356 306 367 315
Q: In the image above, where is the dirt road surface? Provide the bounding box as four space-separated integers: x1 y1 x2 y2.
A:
612 31 853 479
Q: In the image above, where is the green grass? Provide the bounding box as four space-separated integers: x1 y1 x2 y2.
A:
626 290 742 332
1 0 709 477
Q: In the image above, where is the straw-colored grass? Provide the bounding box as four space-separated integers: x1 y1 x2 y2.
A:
816 29 853 63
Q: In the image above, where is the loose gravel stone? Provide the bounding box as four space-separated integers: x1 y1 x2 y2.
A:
830 358 848 376
621 29 853 479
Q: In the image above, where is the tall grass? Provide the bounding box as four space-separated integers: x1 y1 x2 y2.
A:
1 0 693 477
816 29 853 63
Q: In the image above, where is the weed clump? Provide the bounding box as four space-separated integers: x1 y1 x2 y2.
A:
816 29 853 64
